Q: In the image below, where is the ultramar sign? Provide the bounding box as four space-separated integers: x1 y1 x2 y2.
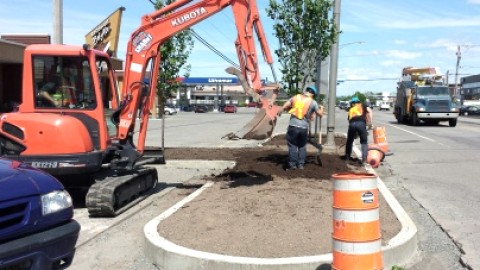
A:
171 7 207 27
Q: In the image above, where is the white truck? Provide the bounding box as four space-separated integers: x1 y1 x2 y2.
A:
379 101 390 111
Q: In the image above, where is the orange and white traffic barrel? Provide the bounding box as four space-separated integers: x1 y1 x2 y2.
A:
331 172 383 270
372 126 393 156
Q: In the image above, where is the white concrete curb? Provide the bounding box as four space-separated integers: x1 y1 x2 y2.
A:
144 180 332 270
144 135 418 269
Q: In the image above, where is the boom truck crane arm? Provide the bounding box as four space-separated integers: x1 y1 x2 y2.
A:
117 0 281 153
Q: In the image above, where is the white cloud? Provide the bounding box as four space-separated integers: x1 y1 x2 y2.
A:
467 0 480 4
384 50 422 60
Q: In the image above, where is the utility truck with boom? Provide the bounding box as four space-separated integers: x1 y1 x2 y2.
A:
0 0 280 217
394 66 459 127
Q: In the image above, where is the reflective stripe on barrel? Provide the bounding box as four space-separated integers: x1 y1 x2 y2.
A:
332 174 379 210
332 239 383 270
333 208 381 241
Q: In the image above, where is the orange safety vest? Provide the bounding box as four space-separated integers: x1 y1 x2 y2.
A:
348 103 365 121
288 94 312 119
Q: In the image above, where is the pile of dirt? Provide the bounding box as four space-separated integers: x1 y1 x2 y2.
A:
159 135 401 258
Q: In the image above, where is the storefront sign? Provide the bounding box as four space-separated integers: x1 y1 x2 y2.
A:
85 7 125 57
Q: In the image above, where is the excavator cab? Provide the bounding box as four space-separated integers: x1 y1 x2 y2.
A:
0 45 124 174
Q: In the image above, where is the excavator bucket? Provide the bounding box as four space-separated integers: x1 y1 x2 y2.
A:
224 99 281 140
223 67 281 140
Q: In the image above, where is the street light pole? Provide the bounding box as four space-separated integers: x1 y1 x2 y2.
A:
53 0 63 44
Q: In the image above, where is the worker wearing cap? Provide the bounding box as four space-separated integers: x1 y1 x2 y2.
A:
282 85 324 170
341 96 373 164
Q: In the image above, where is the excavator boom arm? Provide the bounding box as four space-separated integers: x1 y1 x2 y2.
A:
117 0 279 156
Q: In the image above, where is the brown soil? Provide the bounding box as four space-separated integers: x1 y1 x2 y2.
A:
159 135 401 258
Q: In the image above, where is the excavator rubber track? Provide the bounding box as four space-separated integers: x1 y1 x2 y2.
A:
85 166 158 217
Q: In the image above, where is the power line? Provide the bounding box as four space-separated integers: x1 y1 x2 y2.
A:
190 29 240 69
147 1 240 71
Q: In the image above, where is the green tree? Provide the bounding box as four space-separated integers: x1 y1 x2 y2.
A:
266 0 338 96
153 0 194 117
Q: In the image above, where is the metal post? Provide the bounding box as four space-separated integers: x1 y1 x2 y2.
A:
215 83 220 112
326 0 341 147
454 45 461 97
53 0 63 44
313 57 322 136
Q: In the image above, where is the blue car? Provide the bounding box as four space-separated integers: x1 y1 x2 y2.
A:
0 158 80 269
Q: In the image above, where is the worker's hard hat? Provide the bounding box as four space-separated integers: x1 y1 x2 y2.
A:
350 96 360 103
306 85 317 95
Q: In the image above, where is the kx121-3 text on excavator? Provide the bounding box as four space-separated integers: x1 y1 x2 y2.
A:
0 0 281 217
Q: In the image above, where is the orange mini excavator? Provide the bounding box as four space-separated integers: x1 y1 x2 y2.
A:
0 0 280 216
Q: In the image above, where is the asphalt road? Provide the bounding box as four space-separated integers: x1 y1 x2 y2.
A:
337 107 474 270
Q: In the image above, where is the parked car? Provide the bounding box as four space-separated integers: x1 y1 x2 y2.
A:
0 146 80 270
164 104 177 115
459 105 480 116
223 105 237 113
180 105 193 112
247 102 258 108
194 105 209 113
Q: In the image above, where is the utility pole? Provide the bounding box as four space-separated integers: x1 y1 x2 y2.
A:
53 0 63 44
313 57 329 137
326 0 341 147
454 45 461 96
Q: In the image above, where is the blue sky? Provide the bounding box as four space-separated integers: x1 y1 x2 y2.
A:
2 0 480 96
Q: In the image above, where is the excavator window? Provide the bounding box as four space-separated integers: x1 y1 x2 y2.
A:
33 56 97 109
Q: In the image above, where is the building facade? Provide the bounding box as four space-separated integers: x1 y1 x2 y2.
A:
460 75 480 104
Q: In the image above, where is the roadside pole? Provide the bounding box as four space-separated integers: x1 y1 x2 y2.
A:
326 0 341 147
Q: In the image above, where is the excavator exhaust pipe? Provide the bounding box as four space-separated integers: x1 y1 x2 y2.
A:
223 67 281 140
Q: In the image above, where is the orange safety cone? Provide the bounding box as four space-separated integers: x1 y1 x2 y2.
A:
331 172 384 270
372 126 393 156
367 144 386 168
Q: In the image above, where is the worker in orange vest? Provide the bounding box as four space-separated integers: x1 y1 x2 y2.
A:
341 96 373 164
282 85 324 170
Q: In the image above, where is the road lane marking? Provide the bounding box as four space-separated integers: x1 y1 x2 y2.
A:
384 123 436 142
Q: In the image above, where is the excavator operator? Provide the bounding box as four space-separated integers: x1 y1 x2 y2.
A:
38 62 77 108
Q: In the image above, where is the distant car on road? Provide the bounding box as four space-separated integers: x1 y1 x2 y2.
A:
338 101 349 110
460 105 480 116
223 105 237 113
379 101 390 111
194 105 209 113
164 104 177 115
